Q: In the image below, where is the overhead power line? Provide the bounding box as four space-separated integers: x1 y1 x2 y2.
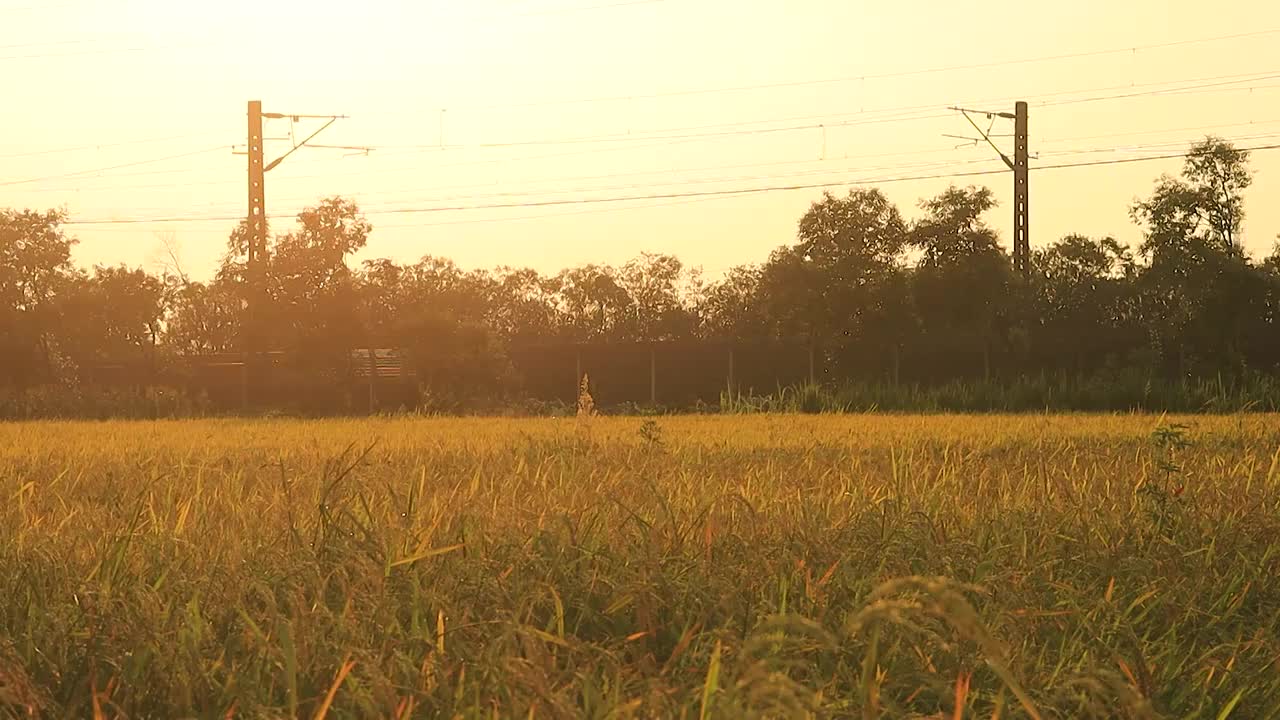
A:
228 128 1280 210
0 131 228 160
12 75 1280 197
260 71 1280 176
0 2 654 60
11 67 1274 192
0 146 230 187
515 0 663 15
0 38 224 62
38 127 1280 218
1043 75 1280 108
0 2 81 11
0 38 99 50
84 129 1280 220
354 144 1280 218
59 143 1280 227
377 110 955 152
1038 118 1280 146
487 69 1280 142
76 196 727 235
45 70 1274 193
395 73 1280 152
9 68 1278 209
165 131 1280 217
446 27 1280 109
60 126 1280 216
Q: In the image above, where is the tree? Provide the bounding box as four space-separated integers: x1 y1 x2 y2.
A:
1132 137 1252 260
3 129 1275 413
801 189 909 353
556 264 635 341
908 186 1011 380
1031 235 1140 374
269 198 371 357
751 189 912 377
489 267 562 342
54 266 166 378
270 198 371 301
356 256 511 405
1262 241 1280 277
1182 137 1252 251
797 188 907 269
205 197 376 406
0 209 77 385
699 265 766 339
1131 138 1258 374
163 279 240 356
910 186 1002 268
618 253 700 341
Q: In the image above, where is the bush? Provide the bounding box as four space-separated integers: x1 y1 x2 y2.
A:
0 384 206 421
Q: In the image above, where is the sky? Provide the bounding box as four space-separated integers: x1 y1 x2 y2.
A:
4 0 1280 282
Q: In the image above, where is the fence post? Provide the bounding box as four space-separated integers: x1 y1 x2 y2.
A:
574 347 582 401
649 345 657 406
367 347 377 414
808 342 816 385
728 346 735 395
892 344 901 387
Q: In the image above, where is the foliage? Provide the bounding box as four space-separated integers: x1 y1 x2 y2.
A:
638 417 663 446
1132 137 1252 256
722 373 1280 414
3 137 1280 417
0 208 76 386
54 265 166 376
0 384 203 420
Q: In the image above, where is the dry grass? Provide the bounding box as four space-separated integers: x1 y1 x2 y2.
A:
1 414 1278 718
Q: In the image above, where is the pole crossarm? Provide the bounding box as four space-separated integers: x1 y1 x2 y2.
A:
265 117 339 172
263 113 349 120
947 103 1030 277
951 107 1015 169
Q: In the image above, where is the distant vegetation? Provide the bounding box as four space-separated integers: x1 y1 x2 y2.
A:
2 414 1277 717
3 137 1280 416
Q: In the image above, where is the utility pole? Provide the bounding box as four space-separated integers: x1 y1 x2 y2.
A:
948 102 1032 277
244 101 266 410
1012 101 1030 277
237 100 367 408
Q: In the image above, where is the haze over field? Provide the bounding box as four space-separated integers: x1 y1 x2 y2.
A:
7 4 1280 717
4 0 1280 279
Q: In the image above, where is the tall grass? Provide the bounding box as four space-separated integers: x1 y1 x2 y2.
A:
722 374 1280 414
1 415 1279 717
0 384 206 421
6 371 1280 420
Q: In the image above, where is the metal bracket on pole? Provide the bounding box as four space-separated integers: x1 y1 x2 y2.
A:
948 103 1031 277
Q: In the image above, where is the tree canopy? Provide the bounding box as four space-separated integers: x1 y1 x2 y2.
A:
3 137 1278 409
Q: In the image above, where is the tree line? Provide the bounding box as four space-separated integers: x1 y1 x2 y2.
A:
2 137 1278 412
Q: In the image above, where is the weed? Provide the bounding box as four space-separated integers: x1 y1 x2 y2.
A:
576 373 596 419
1141 421 1193 539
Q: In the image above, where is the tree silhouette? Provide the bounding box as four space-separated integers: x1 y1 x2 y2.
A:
4 136 1279 412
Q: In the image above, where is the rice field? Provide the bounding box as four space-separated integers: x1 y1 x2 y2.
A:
1 414 1278 719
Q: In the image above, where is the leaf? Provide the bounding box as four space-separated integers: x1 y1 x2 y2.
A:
389 543 465 569
699 640 722 720
1215 689 1246 720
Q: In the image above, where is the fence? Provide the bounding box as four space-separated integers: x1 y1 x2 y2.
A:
76 339 821 412
508 339 819 406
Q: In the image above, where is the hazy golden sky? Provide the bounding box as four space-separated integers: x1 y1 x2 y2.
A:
4 0 1279 280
